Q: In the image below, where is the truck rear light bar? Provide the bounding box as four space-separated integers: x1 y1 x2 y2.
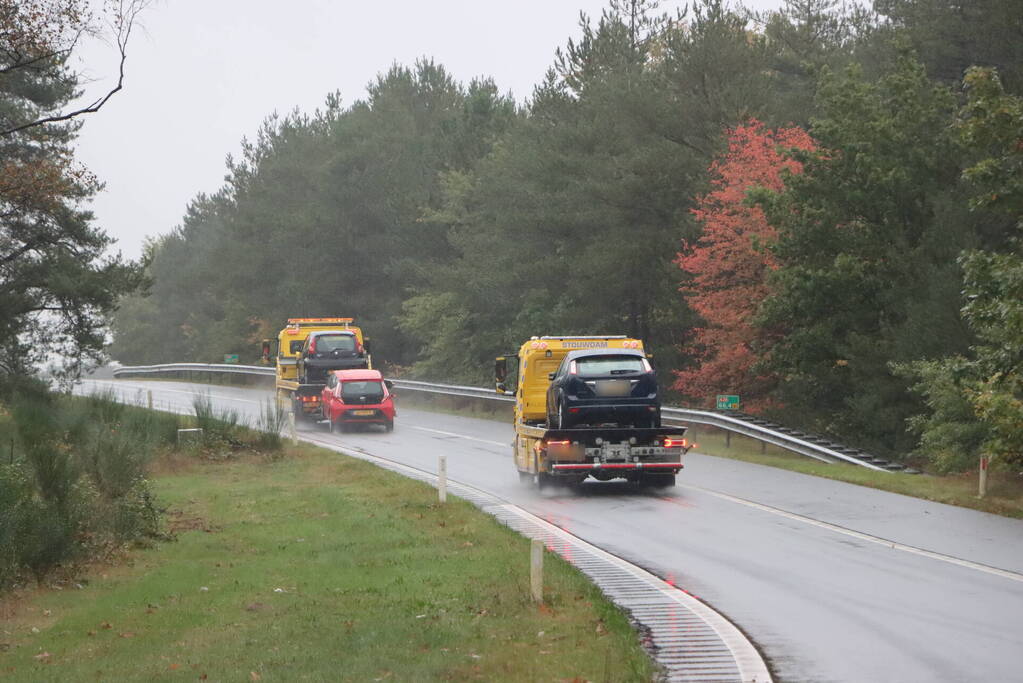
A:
551 462 680 471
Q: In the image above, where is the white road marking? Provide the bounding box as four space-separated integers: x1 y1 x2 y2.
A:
403 424 507 448
681 483 1023 584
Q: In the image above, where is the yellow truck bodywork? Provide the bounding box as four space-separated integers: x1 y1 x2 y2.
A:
495 336 688 489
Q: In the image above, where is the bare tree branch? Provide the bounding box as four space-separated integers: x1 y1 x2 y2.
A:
0 0 149 137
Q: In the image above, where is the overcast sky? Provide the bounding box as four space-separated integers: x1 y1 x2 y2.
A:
72 0 785 259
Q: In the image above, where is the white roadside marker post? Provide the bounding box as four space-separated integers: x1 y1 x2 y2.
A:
530 539 544 604
438 455 447 503
979 455 989 498
147 390 153 410
289 411 298 446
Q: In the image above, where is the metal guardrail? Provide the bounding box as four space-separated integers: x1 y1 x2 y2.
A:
390 378 515 403
114 362 275 377
659 408 888 471
111 362 891 472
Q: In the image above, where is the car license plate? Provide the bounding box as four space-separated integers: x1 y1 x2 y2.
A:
595 380 631 397
351 409 375 416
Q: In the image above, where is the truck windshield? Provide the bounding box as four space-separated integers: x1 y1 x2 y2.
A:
316 334 356 352
341 381 385 401
576 355 645 377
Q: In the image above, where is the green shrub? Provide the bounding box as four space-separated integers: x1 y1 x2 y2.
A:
255 398 287 452
13 391 77 506
192 392 242 447
0 388 171 589
0 464 34 585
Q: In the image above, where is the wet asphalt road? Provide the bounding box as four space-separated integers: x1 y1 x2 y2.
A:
81 379 1023 683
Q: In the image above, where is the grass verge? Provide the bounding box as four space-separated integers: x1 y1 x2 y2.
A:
0 443 655 681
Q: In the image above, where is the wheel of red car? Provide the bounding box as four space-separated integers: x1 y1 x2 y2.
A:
384 419 394 432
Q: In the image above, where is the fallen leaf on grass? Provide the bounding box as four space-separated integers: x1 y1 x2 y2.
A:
119 632 135 638
100 622 112 630
86 631 96 637
245 603 265 612
169 663 180 670
33 652 50 662
250 672 261 681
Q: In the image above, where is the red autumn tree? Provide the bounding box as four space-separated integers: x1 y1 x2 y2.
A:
674 120 814 411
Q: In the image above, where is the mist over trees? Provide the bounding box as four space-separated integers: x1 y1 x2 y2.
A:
109 0 1023 470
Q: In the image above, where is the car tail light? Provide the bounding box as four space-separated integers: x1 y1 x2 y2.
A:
356 342 363 354
308 339 316 354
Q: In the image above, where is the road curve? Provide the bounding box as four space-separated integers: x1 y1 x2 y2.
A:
81 379 1023 683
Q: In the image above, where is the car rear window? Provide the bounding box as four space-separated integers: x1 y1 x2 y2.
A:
341 380 385 400
575 355 645 377
316 334 356 352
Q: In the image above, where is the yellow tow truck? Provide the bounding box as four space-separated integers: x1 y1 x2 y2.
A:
261 317 371 418
495 336 692 490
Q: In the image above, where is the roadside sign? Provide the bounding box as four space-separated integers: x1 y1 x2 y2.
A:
716 394 740 410
224 354 239 364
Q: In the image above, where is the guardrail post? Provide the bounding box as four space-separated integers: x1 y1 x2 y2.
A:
760 440 766 454
438 455 447 503
978 455 989 498
530 539 544 604
725 431 731 448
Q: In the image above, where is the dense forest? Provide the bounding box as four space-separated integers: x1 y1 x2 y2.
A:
108 0 1023 471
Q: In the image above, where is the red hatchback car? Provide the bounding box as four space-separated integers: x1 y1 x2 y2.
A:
320 369 396 432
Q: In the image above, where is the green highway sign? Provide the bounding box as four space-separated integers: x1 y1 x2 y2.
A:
716 394 740 410
224 354 239 364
